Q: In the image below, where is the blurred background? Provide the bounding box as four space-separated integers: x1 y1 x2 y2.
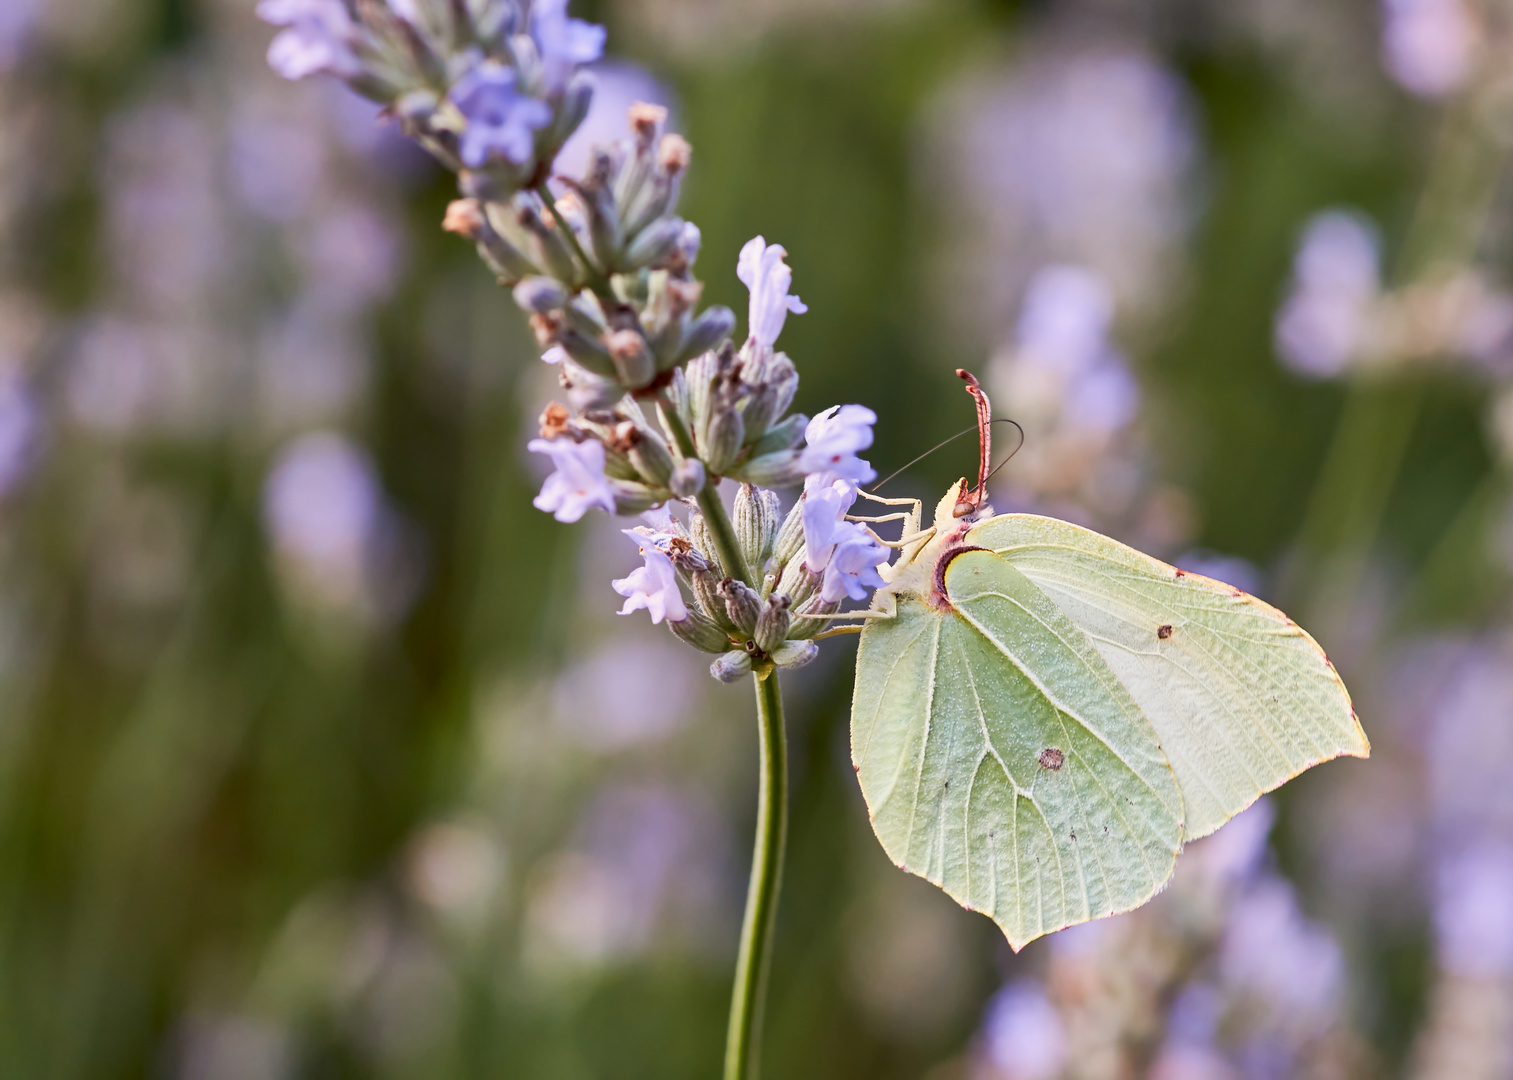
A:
2 0 1512 1076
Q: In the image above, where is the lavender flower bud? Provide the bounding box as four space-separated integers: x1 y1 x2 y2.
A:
513 276 568 314
689 568 736 633
772 496 806 567
610 479 662 515
607 328 655 388
679 306 736 363
718 578 761 636
669 458 706 498
749 413 807 456
734 483 780 570
668 607 731 654
444 199 536 282
624 217 686 271
701 409 745 475
541 69 594 155
710 649 753 683
569 151 623 270
627 427 674 486
564 291 609 338
777 558 819 610
772 639 818 670
788 593 838 639
559 362 623 411
553 329 617 379
735 449 801 487
516 200 580 283
754 594 792 654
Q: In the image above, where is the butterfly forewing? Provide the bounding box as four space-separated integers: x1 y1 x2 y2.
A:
969 514 1369 840
852 548 1183 950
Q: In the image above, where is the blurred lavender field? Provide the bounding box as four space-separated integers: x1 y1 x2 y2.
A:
2 0 1512 1076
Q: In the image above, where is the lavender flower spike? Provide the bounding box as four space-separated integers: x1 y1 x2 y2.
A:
738 236 807 349
819 522 889 603
613 530 689 624
531 0 607 96
451 61 554 168
257 0 361 80
796 405 877 484
527 437 616 521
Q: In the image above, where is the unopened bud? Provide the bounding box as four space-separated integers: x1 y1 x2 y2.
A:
787 593 838 639
628 428 674 485
750 413 807 456
669 608 731 654
772 639 818 670
669 458 706 498
754 594 792 654
658 133 692 175
679 305 736 362
734 483 781 570
668 221 701 274
718 578 761 637
544 71 593 153
624 217 686 271
630 101 668 145
513 276 568 314
689 568 735 633
610 479 662 515
772 497 806 567
702 409 745 475
607 328 655 387
442 198 486 239
710 649 753 683
736 449 801 487
516 201 580 283
396 88 441 124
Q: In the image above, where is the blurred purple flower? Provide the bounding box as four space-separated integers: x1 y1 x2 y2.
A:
737 236 807 350
1009 265 1140 438
797 405 876 485
1434 843 1513 977
528 436 615 522
530 0 607 96
0 0 42 71
1275 210 1381 378
0 374 40 497
263 432 380 576
819 522 888 603
1382 0 1477 98
257 0 362 81
613 529 687 624
450 62 552 168
1221 874 1343 1021
981 980 1067 1080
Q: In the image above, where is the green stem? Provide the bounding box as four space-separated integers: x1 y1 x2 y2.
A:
656 394 753 586
725 668 788 1080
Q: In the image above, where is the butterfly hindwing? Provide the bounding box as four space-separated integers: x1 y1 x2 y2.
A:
852 547 1183 950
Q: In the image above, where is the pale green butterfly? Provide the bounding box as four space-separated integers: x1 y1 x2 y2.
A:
832 373 1368 950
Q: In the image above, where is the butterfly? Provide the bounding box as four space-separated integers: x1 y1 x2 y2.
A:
836 373 1368 949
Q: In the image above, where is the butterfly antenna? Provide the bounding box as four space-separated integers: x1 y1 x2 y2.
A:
957 369 992 511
